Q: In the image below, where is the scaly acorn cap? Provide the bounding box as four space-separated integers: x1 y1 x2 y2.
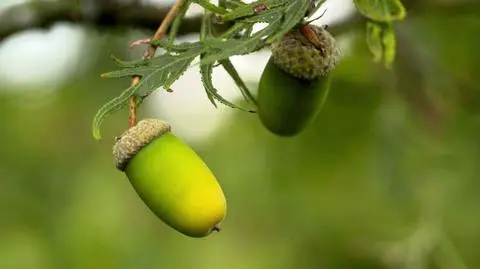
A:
271 25 341 81
113 119 171 171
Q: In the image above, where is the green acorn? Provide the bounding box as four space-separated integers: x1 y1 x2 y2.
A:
113 119 226 238
257 25 341 136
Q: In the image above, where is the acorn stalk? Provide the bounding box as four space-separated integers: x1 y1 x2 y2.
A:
113 119 226 238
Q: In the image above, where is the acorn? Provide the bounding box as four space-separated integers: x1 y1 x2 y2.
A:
257 24 341 136
113 119 226 238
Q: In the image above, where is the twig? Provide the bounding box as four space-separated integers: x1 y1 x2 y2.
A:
128 0 188 128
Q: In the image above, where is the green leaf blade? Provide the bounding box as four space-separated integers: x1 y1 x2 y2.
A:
382 23 397 68
366 20 384 63
266 0 311 43
199 59 252 112
219 58 257 107
221 0 289 22
354 0 406 22
200 62 219 108
92 83 138 140
201 15 282 65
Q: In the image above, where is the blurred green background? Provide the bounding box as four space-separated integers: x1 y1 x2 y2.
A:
1 0 479 268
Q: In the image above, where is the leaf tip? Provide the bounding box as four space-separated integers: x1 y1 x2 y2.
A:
92 128 102 141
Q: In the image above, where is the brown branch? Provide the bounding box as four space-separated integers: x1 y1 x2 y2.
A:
128 95 137 129
0 1 202 42
128 0 188 128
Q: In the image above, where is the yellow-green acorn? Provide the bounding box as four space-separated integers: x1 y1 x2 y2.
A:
113 119 226 238
257 25 341 136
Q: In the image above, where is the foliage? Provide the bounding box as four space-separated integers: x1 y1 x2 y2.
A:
92 0 406 140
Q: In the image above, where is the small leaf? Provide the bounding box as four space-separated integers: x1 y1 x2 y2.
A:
192 0 228 14
168 1 192 41
110 55 149 68
266 0 311 43
224 0 247 9
221 0 289 22
102 48 204 103
305 0 326 19
224 0 246 9
366 20 383 63
354 0 406 22
242 9 283 23
200 62 219 107
219 59 257 107
382 23 396 68
101 48 202 79
218 22 252 39
201 16 282 64
365 20 397 67
92 76 150 140
200 60 252 112
199 10 219 108
163 58 195 89
140 40 204 54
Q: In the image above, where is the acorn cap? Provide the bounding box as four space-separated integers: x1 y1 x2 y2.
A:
113 119 171 171
271 25 341 81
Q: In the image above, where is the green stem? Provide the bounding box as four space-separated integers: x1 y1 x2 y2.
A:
306 0 326 19
168 1 192 41
220 59 258 107
192 0 228 14
218 0 228 8
219 22 249 38
200 10 211 40
226 0 246 8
